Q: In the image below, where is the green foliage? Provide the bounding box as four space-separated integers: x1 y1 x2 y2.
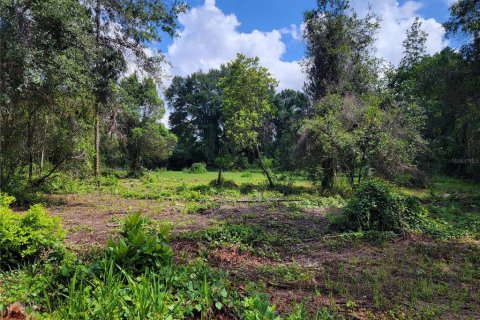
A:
219 54 278 151
241 171 253 178
243 295 281 320
106 212 173 273
400 17 428 69
166 68 228 168
303 0 380 100
53 258 243 320
0 0 96 187
186 223 275 254
272 90 310 171
337 180 428 233
0 192 15 207
113 74 177 174
299 94 425 191
219 54 278 187
183 201 219 215
0 203 65 267
187 162 208 174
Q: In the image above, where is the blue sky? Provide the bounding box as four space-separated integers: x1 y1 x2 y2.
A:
156 0 452 91
197 0 450 61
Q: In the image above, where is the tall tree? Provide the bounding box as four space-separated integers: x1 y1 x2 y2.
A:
113 74 176 174
442 0 480 179
219 54 278 188
399 17 428 69
303 0 380 103
166 68 227 168
299 92 426 191
86 0 186 177
444 0 480 61
272 90 310 170
0 0 95 188
302 0 380 190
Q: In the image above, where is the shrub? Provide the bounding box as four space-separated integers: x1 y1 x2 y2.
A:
0 192 15 207
54 259 235 320
47 173 85 194
98 174 119 187
0 201 65 267
106 212 173 273
2 176 44 206
337 180 427 234
187 162 207 174
240 171 253 178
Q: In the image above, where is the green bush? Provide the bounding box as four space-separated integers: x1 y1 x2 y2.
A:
2 176 44 206
337 180 427 234
0 192 15 207
106 212 173 273
0 200 66 267
54 259 235 320
240 171 253 178
187 162 208 174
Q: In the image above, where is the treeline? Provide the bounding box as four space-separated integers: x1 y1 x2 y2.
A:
166 0 480 190
1 0 479 195
0 0 186 188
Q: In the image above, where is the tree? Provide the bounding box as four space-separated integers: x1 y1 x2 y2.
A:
443 0 480 180
218 54 278 188
298 93 425 191
444 0 480 62
303 0 380 103
166 68 227 168
301 0 380 190
399 17 428 70
272 90 310 170
0 0 95 188
86 0 186 177
113 74 176 174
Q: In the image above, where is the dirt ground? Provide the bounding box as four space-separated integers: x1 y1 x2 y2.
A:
46 193 480 320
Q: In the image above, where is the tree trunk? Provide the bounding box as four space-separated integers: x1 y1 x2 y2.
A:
255 144 274 188
39 117 48 176
217 167 223 184
27 112 34 183
28 150 34 182
94 0 101 178
358 151 366 185
321 157 336 193
94 113 100 178
39 146 44 177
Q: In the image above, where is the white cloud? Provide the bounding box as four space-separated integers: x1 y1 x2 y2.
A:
353 0 448 66
279 24 303 41
166 0 304 91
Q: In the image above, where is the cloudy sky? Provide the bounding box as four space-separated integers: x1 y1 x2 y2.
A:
154 0 453 92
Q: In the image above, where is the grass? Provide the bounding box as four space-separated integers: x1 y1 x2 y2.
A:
1 171 480 319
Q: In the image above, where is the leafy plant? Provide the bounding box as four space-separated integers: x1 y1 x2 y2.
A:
0 203 65 267
185 223 275 254
186 162 208 174
106 212 173 273
242 295 281 320
0 192 15 207
337 180 428 233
